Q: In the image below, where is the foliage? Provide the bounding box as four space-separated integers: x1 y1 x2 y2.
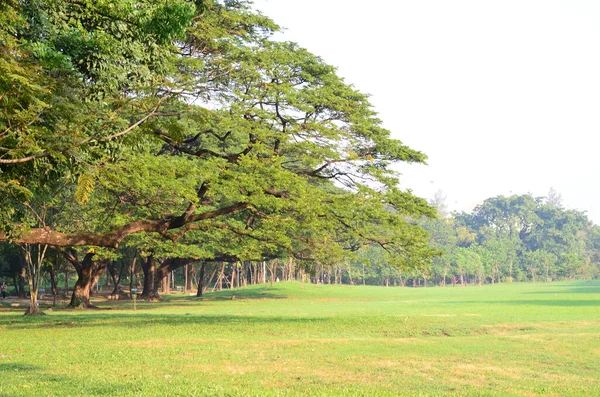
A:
420 192 600 285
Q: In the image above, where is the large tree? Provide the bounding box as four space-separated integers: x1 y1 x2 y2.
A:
1 0 437 313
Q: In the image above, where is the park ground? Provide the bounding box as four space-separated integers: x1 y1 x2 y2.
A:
0 281 599 396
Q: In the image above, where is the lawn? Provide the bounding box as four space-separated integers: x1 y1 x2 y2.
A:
1 281 599 396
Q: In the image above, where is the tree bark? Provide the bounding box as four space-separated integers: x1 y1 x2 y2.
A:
141 255 160 300
22 244 49 316
184 264 189 293
153 258 194 296
196 263 206 297
108 261 124 295
129 255 137 294
48 263 58 307
187 263 194 291
64 251 107 308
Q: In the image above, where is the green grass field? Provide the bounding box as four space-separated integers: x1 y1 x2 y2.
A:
1 281 599 396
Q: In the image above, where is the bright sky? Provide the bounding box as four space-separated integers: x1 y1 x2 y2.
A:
253 0 600 223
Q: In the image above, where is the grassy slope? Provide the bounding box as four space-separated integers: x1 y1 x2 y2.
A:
0 281 599 396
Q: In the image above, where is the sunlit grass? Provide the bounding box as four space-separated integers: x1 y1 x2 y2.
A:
1 281 599 396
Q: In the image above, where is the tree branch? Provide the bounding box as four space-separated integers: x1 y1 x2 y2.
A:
0 202 250 248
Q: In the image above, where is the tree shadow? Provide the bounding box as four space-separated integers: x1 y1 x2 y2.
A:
195 287 288 300
525 281 600 295
0 312 328 331
0 362 40 372
444 299 599 307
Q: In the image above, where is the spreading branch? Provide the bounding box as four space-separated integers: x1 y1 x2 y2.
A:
0 202 250 248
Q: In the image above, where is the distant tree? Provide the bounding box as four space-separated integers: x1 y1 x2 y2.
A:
546 187 563 208
429 190 449 218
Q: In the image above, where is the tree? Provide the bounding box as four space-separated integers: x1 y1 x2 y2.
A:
1 0 437 315
429 190 449 218
546 187 563 208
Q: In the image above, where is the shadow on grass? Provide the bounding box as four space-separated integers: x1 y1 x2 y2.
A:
525 281 600 295
193 287 288 300
445 299 600 307
0 312 328 331
0 362 40 372
0 286 288 314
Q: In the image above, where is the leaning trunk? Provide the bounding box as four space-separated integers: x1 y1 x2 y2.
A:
64 251 102 308
88 264 105 296
70 265 95 308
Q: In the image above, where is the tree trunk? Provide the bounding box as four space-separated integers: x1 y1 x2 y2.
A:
18 261 26 299
219 262 225 291
22 244 49 316
70 263 94 308
184 264 189 293
141 255 160 300
362 263 366 285
48 263 58 307
152 257 195 298
89 265 105 296
196 263 206 297
129 255 137 294
64 251 106 308
161 273 169 294
109 261 124 295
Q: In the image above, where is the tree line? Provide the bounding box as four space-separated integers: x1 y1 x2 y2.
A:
415 190 600 286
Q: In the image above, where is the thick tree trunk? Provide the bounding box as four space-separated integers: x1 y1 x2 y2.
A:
160 274 169 295
153 258 194 297
141 256 160 300
89 265 105 296
196 263 206 297
71 265 94 308
64 251 105 308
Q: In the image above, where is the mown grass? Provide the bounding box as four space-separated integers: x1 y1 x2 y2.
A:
1 281 599 396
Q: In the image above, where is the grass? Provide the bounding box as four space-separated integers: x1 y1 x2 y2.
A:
1 281 599 396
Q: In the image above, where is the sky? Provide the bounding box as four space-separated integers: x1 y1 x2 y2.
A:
252 0 600 223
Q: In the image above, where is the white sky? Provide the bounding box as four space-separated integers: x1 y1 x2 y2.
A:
253 0 600 223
